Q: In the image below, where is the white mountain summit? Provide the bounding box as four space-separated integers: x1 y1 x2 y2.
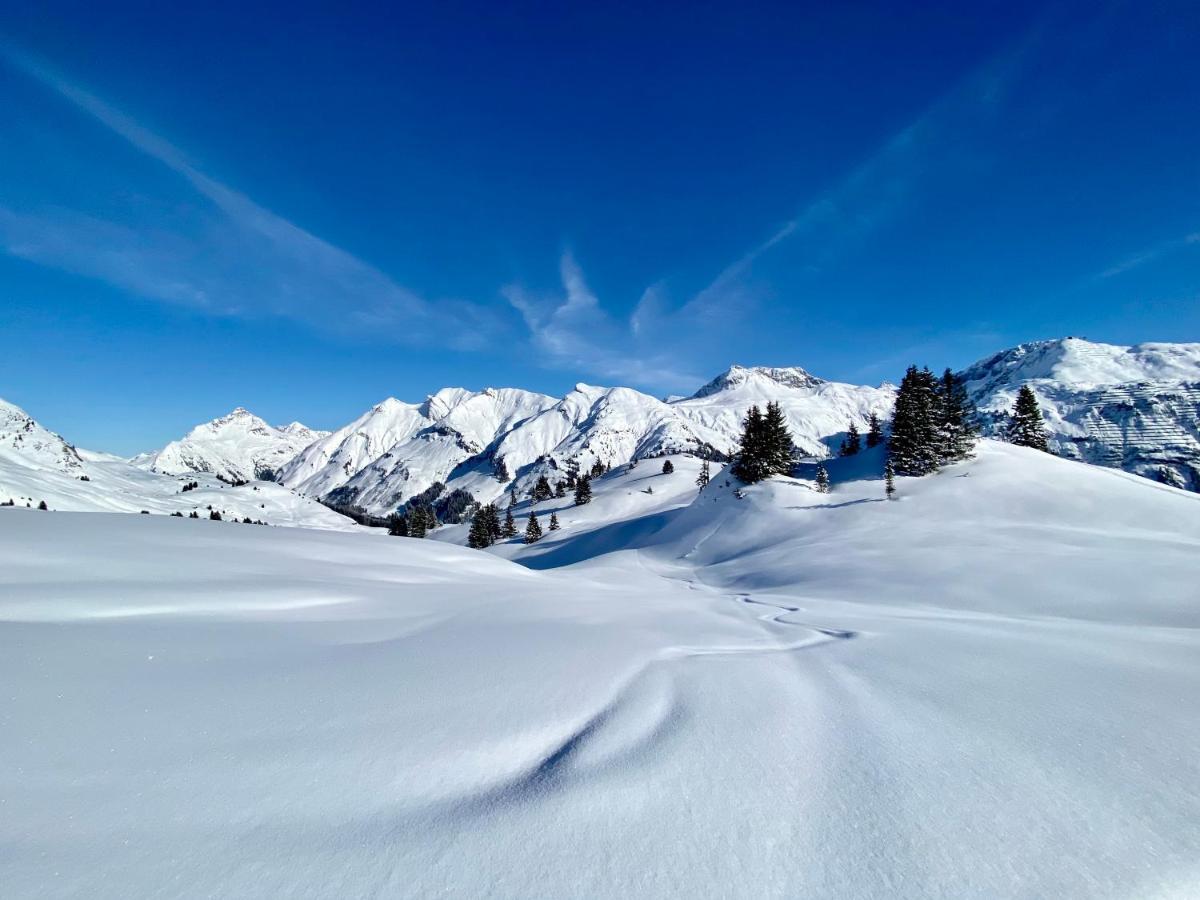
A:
139 407 329 483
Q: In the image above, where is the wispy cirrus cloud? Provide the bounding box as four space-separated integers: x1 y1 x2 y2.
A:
1095 231 1200 280
0 44 498 348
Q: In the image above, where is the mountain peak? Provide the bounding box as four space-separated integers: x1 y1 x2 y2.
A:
689 365 824 399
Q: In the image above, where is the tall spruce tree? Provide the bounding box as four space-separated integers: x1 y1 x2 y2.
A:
732 405 769 483
467 506 494 548
696 459 711 491
387 515 409 537
549 512 561 531
533 475 553 502
888 365 942 476
1008 385 1049 451
885 459 896 499
936 369 978 461
524 512 543 544
661 459 674 474
815 464 831 493
502 505 517 538
841 421 862 456
866 412 884 448
408 509 426 538
762 401 795 476
554 480 567 498
574 474 593 505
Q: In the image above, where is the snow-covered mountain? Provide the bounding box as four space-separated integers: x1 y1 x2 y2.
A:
0 398 358 530
139 408 328 482
0 398 86 477
282 366 896 516
960 337 1200 490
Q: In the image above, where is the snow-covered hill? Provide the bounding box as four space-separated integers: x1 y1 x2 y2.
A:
961 338 1200 490
139 407 328 482
0 398 359 530
4 439 1197 897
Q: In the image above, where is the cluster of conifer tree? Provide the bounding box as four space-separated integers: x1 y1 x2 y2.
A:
731 401 795 484
887 367 978 476
467 503 503 548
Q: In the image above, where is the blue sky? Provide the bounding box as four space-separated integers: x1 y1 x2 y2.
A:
1 1 1198 454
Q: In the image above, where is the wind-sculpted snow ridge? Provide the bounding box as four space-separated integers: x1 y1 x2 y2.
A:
3 441 1199 898
961 337 1200 490
139 407 328 482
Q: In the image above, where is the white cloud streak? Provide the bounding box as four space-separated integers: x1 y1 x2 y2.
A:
1096 232 1200 280
0 44 497 348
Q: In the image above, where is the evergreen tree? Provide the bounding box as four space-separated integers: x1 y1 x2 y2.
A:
815 464 830 493
661 459 674 474
574 473 593 505
885 459 896 500
762 401 795 475
1007 385 1049 451
554 480 566 498
732 405 769 483
841 421 862 456
866 412 884 448
467 505 497 549
493 458 509 483
696 459 711 491
189 510 200 518
524 512 543 544
565 470 577 489
936 369 978 461
209 509 222 520
388 515 409 537
409 509 427 539
502 505 517 538
37 499 48 510
533 474 553 502
590 459 606 478
549 512 560 531
888 365 942 476
424 506 438 532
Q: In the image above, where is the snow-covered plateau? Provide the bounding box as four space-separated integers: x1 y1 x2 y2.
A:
3 440 1199 898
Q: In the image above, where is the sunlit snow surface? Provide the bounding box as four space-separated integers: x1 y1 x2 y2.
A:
3 442 1199 898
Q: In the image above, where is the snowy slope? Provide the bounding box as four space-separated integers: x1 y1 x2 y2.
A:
140 407 328 482
3 441 1198 898
961 337 1200 490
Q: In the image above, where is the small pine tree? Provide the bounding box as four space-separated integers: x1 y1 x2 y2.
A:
209 509 222 520
732 405 768 483
866 412 884 448
549 512 560 531
815 465 830 493
574 473 593 505
885 459 896 500
189 510 200 518
524 512 543 544
493 458 510 483
662 459 674 474
590 459 606 478
533 474 553 502
841 422 861 456
387 515 409 537
696 459 711 491
37 500 48 510
1007 385 1049 452
502 505 517 538
554 481 567 498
